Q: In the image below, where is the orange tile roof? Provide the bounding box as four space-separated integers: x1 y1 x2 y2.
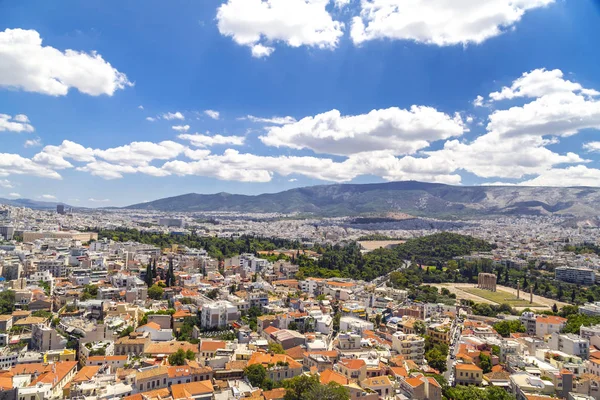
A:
124 388 170 400
285 345 306 360
173 309 191 318
339 358 366 370
138 322 162 331
73 366 100 383
171 380 214 400
200 340 226 352
145 341 198 355
320 369 349 385
389 366 408 378
536 315 567 324
0 371 12 390
455 363 483 372
427 377 441 388
12 361 78 388
88 355 128 362
247 353 302 370
262 388 286 400
168 366 192 378
404 377 425 388
263 326 280 335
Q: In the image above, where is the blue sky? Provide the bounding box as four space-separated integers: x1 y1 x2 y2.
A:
1 0 600 207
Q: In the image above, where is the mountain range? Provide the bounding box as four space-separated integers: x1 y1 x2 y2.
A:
123 181 600 218
0 197 69 210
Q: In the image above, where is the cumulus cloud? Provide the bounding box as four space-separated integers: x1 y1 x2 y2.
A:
161 112 184 121
351 0 555 46
490 68 600 101
217 0 345 57
583 142 600 153
146 117 156 122
245 115 297 125
0 28 132 96
178 133 246 148
0 113 34 133
8 193 20 198
260 107 466 156
0 180 13 188
204 110 220 120
88 198 111 202
93 141 185 166
0 153 62 179
24 138 42 148
40 194 56 200
518 166 600 187
473 95 485 107
172 125 190 132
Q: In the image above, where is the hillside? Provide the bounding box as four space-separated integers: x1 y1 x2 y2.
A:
0 197 69 210
124 181 600 218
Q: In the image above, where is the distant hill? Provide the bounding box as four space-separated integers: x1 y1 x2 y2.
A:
124 181 600 218
0 198 69 210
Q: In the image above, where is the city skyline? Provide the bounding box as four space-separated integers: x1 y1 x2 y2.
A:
2 1 600 207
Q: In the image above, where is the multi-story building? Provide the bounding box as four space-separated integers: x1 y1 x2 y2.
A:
337 358 367 382
579 302 600 317
247 353 303 382
549 332 589 359
31 323 67 352
427 322 451 345
200 301 240 330
520 312 537 336
555 267 596 285
581 325 600 340
392 332 425 365
454 363 483 386
536 315 568 337
36 259 68 278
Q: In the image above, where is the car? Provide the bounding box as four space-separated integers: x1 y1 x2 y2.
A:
450 354 455 359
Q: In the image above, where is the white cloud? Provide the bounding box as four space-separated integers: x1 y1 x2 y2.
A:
487 91 600 139
88 198 111 202
518 166 600 187
33 140 95 170
0 113 34 133
334 0 351 8
583 142 600 153
288 178 298 182
138 105 144 110
490 68 599 101
24 138 42 148
217 0 345 57
7 193 20 198
245 115 297 125
251 44 275 58
76 161 137 180
351 0 555 46
162 149 461 184
146 117 156 122
161 112 185 121
204 110 220 120
172 125 190 132
0 153 62 179
0 180 13 188
40 194 56 200
93 141 185 166
0 28 132 96
473 95 484 107
260 107 466 156
178 133 246 148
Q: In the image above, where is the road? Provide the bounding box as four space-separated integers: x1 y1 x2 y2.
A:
444 317 463 385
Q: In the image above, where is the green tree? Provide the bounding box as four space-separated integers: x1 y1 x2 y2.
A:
304 382 349 400
145 262 154 287
0 291 15 314
414 320 426 335
493 320 525 337
148 284 164 300
267 342 285 354
288 321 298 331
168 349 188 366
206 289 219 300
119 326 134 337
552 303 559 314
245 364 267 388
479 353 492 373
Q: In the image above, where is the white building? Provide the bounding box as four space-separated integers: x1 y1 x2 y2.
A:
536 315 567 337
136 322 174 341
391 332 425 364
340 316 374 334
555 266 596 285
201 301 240 329
549 332 589 359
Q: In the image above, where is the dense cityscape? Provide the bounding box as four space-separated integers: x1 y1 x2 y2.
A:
0 204 599 400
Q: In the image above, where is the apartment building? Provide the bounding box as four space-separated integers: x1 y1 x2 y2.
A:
555 266 596 285
549 332 589 359
392 332 425 365
200 301 240 329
